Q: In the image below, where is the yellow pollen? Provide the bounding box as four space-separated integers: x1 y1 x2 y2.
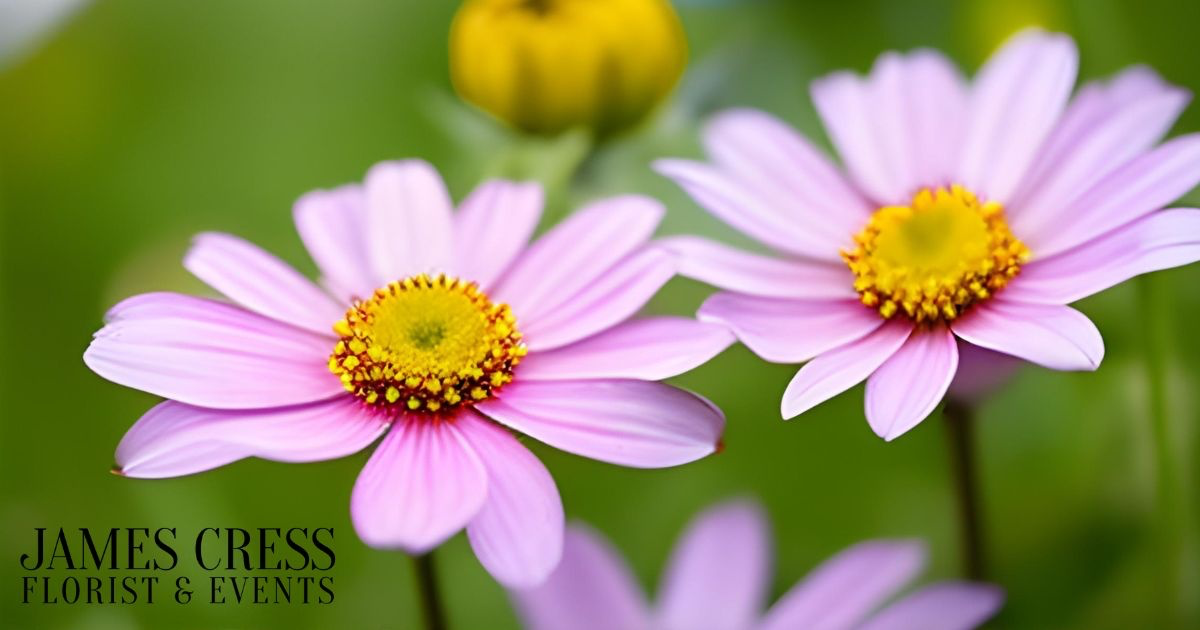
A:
842 185 1030 324
328 273 525 414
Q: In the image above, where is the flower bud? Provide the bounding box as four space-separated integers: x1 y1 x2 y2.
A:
450 0 687 137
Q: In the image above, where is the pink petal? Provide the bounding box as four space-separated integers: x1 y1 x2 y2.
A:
958 29 1078 204
493 195 663 324
946 340 1022 403
1006 208 1200 305
350 415 488 553
781 319 913 420
459 413 564 588
758 540 926 630
1010 72 1189 235
865 327 958 441
477 380 724 469
702 107 871 241
698 293 883 364
660 236 857 300
451 180 544 291
510 525 651 630
654 158 843 261
182 232 344 335
1020 135 1200 258
811 50 967 204
114 397 387 478
519 248 675 351
655 500 771 630
293 184 378 302
950 300 1103 371
518 317 733 381
84 293 342 409
858 583 1004 630
363 160 454 281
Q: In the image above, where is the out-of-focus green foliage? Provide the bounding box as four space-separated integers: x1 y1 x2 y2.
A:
1 1 1197 628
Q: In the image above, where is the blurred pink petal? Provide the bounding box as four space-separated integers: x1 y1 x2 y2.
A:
661 236 857 300
518 317 733 381
703 108 870 241
115 397 387 478
363 159 454 279
494 195 663 323
478 380 723 468
450 180 543 291
958 29 1078 203
1023 134 1200 257
350 415 487 553
951 300 1103 371
903 50 969 188
758 540 926 630
699 294 882 363
1006 208 1200 304
460 413 563 589
84 292 342 409
865 328 959 441
183 231 344 335
857 583 1005 630
654 158 843 260
946 340 1022 403
655 500 771 630
511 525 651 630
520 248 675 351
293 184 378 301
781 319 913 419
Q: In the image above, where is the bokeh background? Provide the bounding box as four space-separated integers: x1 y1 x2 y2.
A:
2 0 1198 628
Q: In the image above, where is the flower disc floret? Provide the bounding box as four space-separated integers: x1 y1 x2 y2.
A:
329 273 526 414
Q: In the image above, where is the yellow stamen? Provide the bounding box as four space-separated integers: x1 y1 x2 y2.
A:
328 273 525 414
842 185 1030 324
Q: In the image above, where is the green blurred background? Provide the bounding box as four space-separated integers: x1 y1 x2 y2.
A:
2 0 1198 628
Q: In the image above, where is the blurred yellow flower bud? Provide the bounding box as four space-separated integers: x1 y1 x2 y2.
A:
450 0 687 138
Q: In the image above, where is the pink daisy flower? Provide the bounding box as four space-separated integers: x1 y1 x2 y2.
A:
511 500 1003 630
656 29 1200 440
84 159 731 587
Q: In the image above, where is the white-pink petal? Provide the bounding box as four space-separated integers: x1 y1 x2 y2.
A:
758 540 926 630
1020 134 1200 258
459 413 564 588
182 232 343 336
518 317 733 382
494 195 663 324
661 236 857 300
293 184 378 302
655 500 771 630
858 583 1004 630
951 300 1103 371
781 319 913 420
115 397 387 478
451 180 544 291
702 107 871 241
520 248 675 351
865 327 959 441
511 525 652 630
698 293 883 364
84 293 342 409
477 380 724 469
654 158 844 261
1006 208 1200 305
958 29 1078 204
350 416 488 553
363 160 454 280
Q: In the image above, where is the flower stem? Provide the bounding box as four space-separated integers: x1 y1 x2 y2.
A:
944 398 986 580
413 552 448 630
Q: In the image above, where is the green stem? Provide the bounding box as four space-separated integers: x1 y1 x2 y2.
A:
413 552 448 630
944 398 986 580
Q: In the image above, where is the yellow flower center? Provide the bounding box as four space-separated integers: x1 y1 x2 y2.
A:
842 185 1030 323
328 274 526 414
